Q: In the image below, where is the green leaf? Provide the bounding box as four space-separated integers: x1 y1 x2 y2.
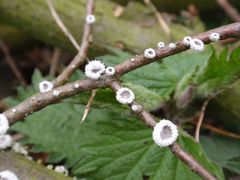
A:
9 98 223 179
201 135 240 174
195 48 240 97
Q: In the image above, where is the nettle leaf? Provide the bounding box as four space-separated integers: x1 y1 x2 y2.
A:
5 48 230 179
10 101 223 179
201 135 240 174
195 48 240 97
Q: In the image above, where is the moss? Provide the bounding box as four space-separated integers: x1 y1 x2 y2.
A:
0 151 72 180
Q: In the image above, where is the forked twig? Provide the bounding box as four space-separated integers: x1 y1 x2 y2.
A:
52 0 95 87
47 0 96 120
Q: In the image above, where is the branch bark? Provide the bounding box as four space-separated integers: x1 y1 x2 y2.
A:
169 143 216 180
115 22 240 76
4 79 106 124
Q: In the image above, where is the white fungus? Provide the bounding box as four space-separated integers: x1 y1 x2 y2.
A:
105 67 115 76
152 119 178 147
12 143 28 156
39 80 53 93
53 90 60 96
85 60 105 80
0 170 19 180
190 38 205 52
131 104 143 113
168 43 176 49
144 48 156 59
116 87 135 104
12 109 17 113
0 114 9 135
183 36 192 46
0 134 12 150
86 14 96 24
74 83 80 89
209 32 220 42
54 166 68 176
131 58 135 62
157 42 165 49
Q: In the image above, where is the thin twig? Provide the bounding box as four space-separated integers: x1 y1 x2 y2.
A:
3 22 240 124
195 98 210 142
46 0 80 51
81 89 96 124
107 80 216 180
143 0 173 40
216 0 240 22
195 89 225 142
191 121 240 140
49 48 61 76
48 0 96 122
202 123 240 140
52 0 95 87
0 40 27 87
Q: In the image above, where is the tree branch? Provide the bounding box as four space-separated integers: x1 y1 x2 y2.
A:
169 143 216 180
106 80 216 180
4 78 106 124
115 22 240 76
52 0 94 87
3 22 240 125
